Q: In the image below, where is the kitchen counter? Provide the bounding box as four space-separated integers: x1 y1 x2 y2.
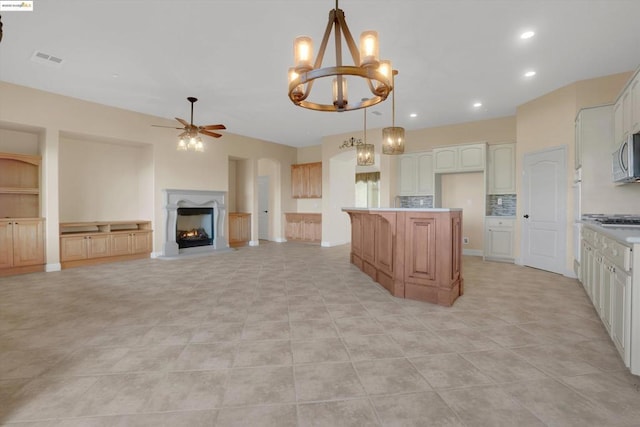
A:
342 208 463 307
581 220 640 244
346 207 463 212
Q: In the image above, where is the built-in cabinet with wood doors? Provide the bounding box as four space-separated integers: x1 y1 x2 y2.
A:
397 151 434 196
59 221 152 269
291 162 322 198
433 143 486 173
284 213 321 243
0 152 46 276
229 212 251 247
487 143 515 194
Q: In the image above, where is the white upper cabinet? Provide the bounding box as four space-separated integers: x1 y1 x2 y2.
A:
614 67 640 148
398 151 433 196
487 143 515 194
433 143 486 173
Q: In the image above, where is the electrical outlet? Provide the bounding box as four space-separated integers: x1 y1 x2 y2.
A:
419 199 424 205
463 237 469 244
497 197 502 205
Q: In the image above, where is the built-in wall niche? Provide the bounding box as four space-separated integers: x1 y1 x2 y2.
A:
176 207 214 249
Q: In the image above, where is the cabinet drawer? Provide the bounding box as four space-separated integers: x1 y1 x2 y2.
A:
602 236 631 272
485 218 514 228
582 227 596 245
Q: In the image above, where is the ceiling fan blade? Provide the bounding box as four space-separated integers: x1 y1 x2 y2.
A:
152 124 184 129
175 117 189 127
201 124 226 130
200 129 222 138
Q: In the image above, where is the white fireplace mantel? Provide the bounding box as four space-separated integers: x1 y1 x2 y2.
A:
162 189 228 257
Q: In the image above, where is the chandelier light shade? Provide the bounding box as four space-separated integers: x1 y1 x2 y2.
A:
357 107 375 166
382 70 405 154
177 132 204 152
288 0 394 112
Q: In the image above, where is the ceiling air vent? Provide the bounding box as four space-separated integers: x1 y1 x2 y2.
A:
31 51 64 67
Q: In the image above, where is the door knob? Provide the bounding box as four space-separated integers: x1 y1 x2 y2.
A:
523 214 530 218
263 210 268 213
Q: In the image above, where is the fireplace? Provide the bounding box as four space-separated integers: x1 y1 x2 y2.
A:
176 207 214 249
162 189 228 257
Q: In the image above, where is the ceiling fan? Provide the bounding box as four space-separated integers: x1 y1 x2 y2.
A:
152 97 226 150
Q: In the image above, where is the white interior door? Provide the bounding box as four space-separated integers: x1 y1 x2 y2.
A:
258 176 269 240
521 146 567 275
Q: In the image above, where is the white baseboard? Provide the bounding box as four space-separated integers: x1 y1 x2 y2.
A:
273 237 287 243
321 240 349 247
249 240 259 246
462 249 483 257
45 263 61 272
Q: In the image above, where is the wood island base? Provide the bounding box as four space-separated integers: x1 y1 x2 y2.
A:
343 208 463 307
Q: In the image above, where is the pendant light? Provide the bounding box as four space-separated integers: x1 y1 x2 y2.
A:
382 70 405 154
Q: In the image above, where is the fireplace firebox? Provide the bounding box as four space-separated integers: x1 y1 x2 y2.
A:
176 207 214 249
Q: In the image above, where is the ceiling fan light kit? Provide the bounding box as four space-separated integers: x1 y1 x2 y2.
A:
287 0 395 112
152 97 226 152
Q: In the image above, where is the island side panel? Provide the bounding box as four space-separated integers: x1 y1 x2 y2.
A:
374 212 397 296
348 212 363 269
403 212 439 304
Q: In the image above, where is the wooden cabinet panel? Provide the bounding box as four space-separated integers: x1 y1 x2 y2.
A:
0 153 41 219
0 221 14 269
611 267 631 364
484 218 514 260
60 221 152 269
284 213 321 243
13 220 45 266
229 213 251 247
614 98 624 149
60 236 88 262
344 209 463 307
110 233 131 256
291 162 322 199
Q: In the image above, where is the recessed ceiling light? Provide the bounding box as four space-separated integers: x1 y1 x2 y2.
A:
473 102 482 108
520 31 535 39
524 70 536 77
409 113 417 118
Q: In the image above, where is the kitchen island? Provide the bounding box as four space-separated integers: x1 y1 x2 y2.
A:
342 208 463 307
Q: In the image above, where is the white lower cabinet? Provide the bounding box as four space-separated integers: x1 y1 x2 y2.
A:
580 225 635 373
484 218 514 261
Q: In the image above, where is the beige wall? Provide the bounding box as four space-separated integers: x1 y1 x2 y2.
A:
440 172 484 252
0 128 39 154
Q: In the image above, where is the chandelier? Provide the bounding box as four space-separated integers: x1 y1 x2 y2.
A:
339 106 374 166
288 0 394 112
382 70 405 154
177 131 204 152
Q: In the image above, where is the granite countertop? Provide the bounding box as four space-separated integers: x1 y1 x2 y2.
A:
581 220 640 244
342 207 463 212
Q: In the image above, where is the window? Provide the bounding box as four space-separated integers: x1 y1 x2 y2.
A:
355 172 380 208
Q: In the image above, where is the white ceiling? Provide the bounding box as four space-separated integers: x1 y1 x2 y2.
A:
1 0 639 147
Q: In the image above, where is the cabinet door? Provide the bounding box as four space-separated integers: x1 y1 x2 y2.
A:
592 252 603 314
416 152 434 195
404 214 437 286
12 220 44 267
488 144 515 194
398 155 417 196
60 236 88 262
631 76 640 133
458 144 486 171
433 147 457 173
611 267 631 364
291 165 306 199
485 227 513 259
600 259 613 332
110 233 131 256
131 231 151 254
0 221 14 269
86 235 111 258
621 90 631 141
613 98 624 149
308 162 322 198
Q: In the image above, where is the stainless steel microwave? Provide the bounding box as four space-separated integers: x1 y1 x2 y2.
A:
612 133 640 183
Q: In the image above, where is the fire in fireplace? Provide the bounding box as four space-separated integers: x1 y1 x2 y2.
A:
176 207 214 249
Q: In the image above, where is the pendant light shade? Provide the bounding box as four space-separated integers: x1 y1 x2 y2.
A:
357 107 374 166
382 70 405 154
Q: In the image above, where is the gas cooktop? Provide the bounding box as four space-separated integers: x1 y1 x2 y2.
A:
591 217 640 227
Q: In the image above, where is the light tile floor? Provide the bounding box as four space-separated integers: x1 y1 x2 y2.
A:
1 242 640 426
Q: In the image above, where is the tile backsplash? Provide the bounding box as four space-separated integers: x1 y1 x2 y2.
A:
486 194 517 216
399 196 434 208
